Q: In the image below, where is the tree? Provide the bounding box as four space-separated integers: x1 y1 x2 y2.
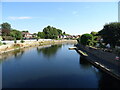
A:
1 22 11 30
22 30 29 32
79 33 97 46
1 22 11 36
57 29 62 35
90 31 98 36
43 26 58 39
98 22 120 47
10 29 22 40
63 32 66 35
80 34 93 46
37 32 45 38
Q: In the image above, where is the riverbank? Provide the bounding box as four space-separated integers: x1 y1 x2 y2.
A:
0 40 77 55
75 44 120 80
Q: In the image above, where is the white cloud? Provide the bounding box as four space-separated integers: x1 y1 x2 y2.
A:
8 16 32 20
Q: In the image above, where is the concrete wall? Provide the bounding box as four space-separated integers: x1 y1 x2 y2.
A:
1 39 52 44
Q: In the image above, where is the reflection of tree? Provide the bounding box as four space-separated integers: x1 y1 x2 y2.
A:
37 45 62 58
98 71 120 89
79 56 92 69
0 49 25 64
13 49 25 59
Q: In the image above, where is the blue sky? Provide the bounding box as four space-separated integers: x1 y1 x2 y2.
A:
1 2 118 35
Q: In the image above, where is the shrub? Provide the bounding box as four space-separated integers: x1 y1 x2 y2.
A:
3 42 6 45
14 38 17 43
21 40 24 43
80 34 93 46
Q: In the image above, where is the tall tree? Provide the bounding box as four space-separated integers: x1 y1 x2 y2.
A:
98 22 120 47
43 26 58 39
1 22 11 30
1 22 11 36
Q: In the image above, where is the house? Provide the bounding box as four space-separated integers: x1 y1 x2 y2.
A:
22 32 33 39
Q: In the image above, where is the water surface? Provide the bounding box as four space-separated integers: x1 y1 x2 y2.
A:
1 43 120 88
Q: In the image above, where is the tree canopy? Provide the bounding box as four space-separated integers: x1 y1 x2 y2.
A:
1 22 11 30
98 22 120 47
37 32 45 39
1 22 11 36
10 29 22 40
42 26 63 39
80 34 93 46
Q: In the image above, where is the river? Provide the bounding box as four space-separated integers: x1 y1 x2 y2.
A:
1 43 120 88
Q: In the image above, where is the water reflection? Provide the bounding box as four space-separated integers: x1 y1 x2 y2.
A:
2 43 120 88
37 45 62 58
13 49 25 59
0 48 25 63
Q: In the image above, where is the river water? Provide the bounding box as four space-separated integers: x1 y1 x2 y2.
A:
1 43 120 88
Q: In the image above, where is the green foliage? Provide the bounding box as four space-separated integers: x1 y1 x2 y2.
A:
2 36 14 40
80 34 93 46
1 22 11 30
63 32 66 35
20 40 24 43
1 22 11 36
14 38 17 43
90 31 98 36
3 42 6 45
20 38 24 43
79 33 98 46
37 32 45 39
43 26 59 39
10 29 22 40
98 22 120 47
22 30 29 32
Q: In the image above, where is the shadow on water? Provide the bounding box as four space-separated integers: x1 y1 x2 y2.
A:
79 56 120 89
98 70 120 89
36 44 62 58
79 56 92 69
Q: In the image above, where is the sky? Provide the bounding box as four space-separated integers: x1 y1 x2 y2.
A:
1 2 118 35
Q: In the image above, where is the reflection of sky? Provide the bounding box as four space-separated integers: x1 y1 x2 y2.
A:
3 44 99 88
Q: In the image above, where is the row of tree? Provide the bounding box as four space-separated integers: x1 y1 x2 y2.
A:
78 22 120 48
0 22 67 40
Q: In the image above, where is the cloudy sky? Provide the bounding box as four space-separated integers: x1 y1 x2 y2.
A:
1 1 119 35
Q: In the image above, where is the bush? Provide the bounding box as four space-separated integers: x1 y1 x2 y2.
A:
3 42 6 45
80 34 93 46
21 40 24 43
14 38 17 43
